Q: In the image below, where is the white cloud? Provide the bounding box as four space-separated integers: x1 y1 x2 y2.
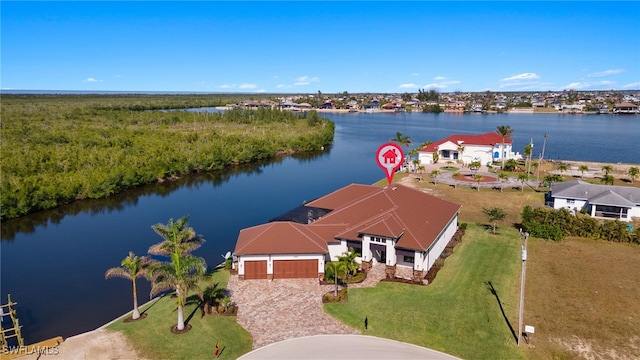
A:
294 75 320 86
411 72 420 77
239 83 257 89
500 73 540 82
588 69 624 77
423 83 447 89
219 84 235 89
421 77 461 89
113 74 122 78
622 82 640 89
563 82 587 89
83 77 102 83
255 89 266 93
399 83 419 89
561 80 615 90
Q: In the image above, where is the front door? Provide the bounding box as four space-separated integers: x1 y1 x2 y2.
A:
371 243 386 264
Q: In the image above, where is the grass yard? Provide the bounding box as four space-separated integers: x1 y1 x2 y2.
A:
325 224 527 360
107 269 252 360
371 172 640 359
524 237 640 359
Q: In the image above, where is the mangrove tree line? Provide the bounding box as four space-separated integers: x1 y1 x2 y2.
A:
1 95 334 219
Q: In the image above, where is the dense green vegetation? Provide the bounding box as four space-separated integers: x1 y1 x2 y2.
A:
521 205 640 243
1 95 334 219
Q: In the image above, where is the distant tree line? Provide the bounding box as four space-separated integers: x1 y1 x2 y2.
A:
1 95 334 219
521 205 639 243
417 89 440 102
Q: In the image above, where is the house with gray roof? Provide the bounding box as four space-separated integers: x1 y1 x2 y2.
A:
550 180 640 222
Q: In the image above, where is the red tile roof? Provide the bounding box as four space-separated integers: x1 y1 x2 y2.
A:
310 184 460 251
234 222 328 255
419 132 511 153
234 184 461 255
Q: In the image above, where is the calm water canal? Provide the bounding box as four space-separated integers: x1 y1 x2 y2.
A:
1 112 638 343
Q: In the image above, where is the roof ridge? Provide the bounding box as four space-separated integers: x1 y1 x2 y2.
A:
289 222 326 250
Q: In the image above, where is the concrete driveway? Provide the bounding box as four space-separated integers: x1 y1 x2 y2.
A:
238 334 462 360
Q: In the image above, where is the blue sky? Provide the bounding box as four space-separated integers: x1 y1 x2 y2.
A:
2 1 639 93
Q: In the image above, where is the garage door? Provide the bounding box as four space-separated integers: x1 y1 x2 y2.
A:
273 260 318 279
244 260 267 280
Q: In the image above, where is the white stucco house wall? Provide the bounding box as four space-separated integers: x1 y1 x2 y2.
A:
550 180 640 222
418 132 521 166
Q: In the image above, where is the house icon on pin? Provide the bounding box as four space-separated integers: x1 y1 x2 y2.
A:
383 149 397 164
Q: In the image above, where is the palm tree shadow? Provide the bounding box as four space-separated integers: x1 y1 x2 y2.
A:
140 296 163 316
184 294 204 325
485 280 517 342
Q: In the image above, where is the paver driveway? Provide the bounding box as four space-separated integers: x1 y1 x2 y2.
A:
227 263 387 349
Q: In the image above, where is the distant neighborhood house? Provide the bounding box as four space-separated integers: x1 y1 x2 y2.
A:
233 184 461 281
550 180 640 222
418 132 521 166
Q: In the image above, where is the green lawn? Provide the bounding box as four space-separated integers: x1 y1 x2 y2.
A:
324 224 527 360
107 269 252 360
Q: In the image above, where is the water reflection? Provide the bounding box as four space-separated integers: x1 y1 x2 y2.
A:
1 151 329 241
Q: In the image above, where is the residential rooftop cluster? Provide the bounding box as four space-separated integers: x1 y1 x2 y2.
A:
229 90 640 114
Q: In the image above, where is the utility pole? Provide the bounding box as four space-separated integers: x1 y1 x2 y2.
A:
536 133 547 185
518 232 529 346
527 138 534 176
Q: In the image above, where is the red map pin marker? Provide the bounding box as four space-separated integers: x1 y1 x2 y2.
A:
376 143 404 185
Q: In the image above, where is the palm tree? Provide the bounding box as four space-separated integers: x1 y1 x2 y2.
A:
544 174 563 186
431 169 441 184
517 173 529 192
578 165 589 178
148 215 207 332
457 145 465 163
474 173 483 191
148 215 205 257
149 253 207 332
337 248 360 279
498 173 509 192
452 171 461 188
602 165 613 175
523 143 533 174
469 161 481 174
629 166 639 183
391 132 412 165
325 261 348 297
417 165 425 181
105 252 151 320
601 174 614 185
495 125 514 170
391 132 412 148
557 163 568 174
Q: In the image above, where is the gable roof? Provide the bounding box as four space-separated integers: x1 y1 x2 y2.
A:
419 132 511 153
551 180 640 207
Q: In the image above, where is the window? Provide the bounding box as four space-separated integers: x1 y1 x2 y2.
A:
403 256 414 264
371 236 386 243
567 199 575 204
